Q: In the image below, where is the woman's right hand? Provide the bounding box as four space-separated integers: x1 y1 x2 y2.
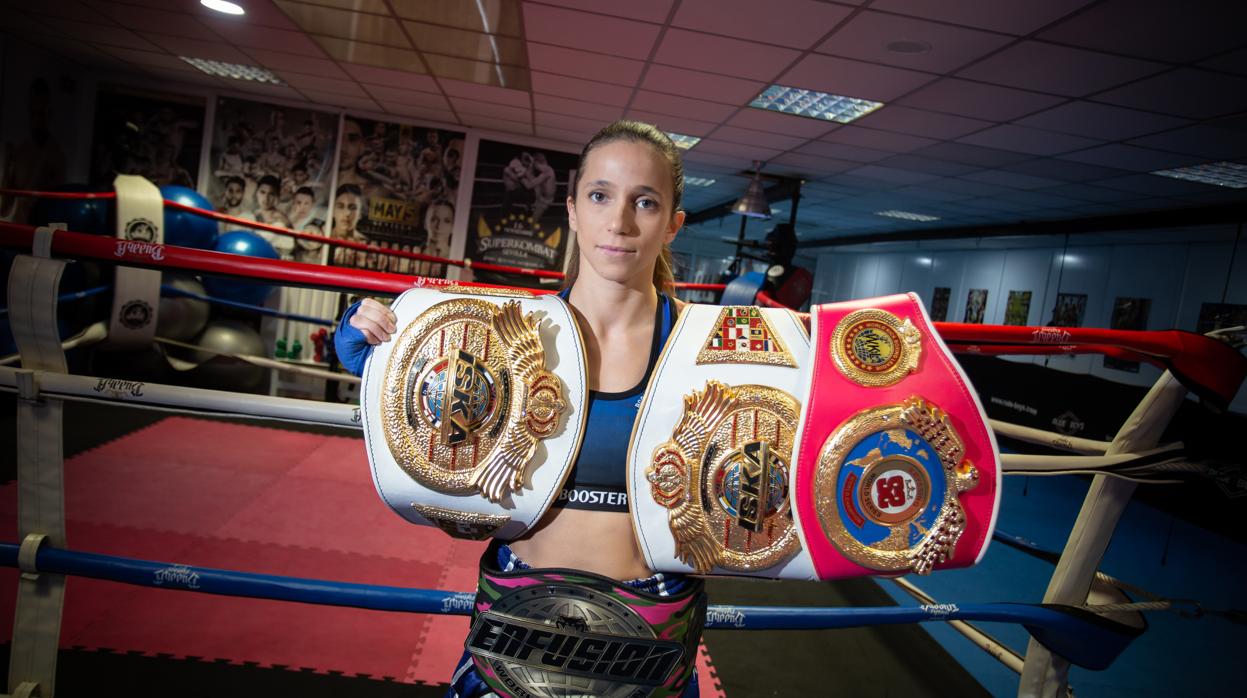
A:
348 298 398 345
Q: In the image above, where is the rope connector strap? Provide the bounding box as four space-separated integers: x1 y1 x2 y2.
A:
18 533 48 580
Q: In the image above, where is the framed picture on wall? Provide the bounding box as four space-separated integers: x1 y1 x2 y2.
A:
1104 297 1151 372
964 288 988 324
1049 292 1088 327
89 86 205 189
1004 290 1032 326
930 287 951 321
1196 302 1247 334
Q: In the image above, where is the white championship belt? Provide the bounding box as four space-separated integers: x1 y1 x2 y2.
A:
628 304 816 579
361 286 589 540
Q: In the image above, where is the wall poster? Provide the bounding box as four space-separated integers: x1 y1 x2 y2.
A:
929 287 951 322
463 139 578 288
90 86 204 189
1050 292 1088 328
1004 290 1032 326
1104 297 1151 372
964 288 988 324
330 115 465 275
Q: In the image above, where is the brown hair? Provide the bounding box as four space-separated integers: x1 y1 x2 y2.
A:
562 120 684 294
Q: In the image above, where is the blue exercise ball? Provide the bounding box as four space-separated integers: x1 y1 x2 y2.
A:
160 185 218 250
28 184 112 235
203 230 278 307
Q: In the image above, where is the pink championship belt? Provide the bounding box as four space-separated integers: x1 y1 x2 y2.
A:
790 293 1000 581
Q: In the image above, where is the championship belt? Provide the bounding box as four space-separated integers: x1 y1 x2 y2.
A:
361 285 589 541
790 293 1000 581
628 304 816 579
467 545 705 698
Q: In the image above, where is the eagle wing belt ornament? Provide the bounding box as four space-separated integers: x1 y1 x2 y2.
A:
790 293 1001 581
629 304 816 579
362 287 588 541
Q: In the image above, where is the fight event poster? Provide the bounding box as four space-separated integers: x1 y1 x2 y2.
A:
1105 297 1151 372
206 97 338 262
464 139 577 288
330 115 464 275
90 87 204 189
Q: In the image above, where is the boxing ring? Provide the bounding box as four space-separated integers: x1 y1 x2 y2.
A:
1 191 1245 697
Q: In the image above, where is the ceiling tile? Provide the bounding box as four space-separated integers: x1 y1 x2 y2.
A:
672 0 852 49
891 185 974 202
869 0 1096 35
924 177 1015 197
459 112 533 135
121 0 299 30
379 101 459 124
243 48 349 79
33 17 161 51
362 84 449 111
535 110 607 133
818 11 1013 73
1036 183 1158 203
998 158 1131 182
778 54 936 102
526 44 644 86
341 63 437 91
798 141 893 163
273 1 411 47
1094 69 1247 120
875 154 979 176
911 142 1031 167
392 0 524 36
424 55 530 90
27 0 110 23
957 124 1102 156
641 64 766 106
313 37 425 72
624 109 719 137
681 149 753 171
693 139 784 162
956 41 1166 97
297 89 379 112
439 78 530 108
710 126 810 151
820 127 938 153
958 169 1064 190
1199 47 1247 76
280 72 369 97
292 0 390 13
140 34 252 64
200 19 325 57
727 109 838 138
844 164 941 185
630 91 737 122
88 3 222 41
451 97 532 124
1127 125 1247 160
404 21 527 66
522 3 660 60
0 11 52 34
536 125 596 147
533 94 625 122
524 0 675 24
531 71 631 106
1038 0 1247 63
218 81 307 101
853 105 992 140
1091 174 1216 197
98 46 195 72
897 78 1063 121
654 28 802 82
1058 144 1204 172
1014 101 1190 141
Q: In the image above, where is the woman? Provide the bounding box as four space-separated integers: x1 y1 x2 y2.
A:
336 121 702 697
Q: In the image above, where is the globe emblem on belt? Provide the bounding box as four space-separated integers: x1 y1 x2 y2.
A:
417 350 498 445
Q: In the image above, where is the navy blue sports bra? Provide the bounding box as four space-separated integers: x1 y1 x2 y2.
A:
552 290 676 513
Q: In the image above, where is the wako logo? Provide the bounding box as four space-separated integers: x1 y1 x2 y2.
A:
119 299 153 329
124 218 157 242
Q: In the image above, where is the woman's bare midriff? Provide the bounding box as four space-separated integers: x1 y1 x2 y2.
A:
508 506 653 581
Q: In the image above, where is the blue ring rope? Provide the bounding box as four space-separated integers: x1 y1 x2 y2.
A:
0 541 1139 669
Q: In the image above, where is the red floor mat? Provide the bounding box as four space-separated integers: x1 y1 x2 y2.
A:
0 417 725 694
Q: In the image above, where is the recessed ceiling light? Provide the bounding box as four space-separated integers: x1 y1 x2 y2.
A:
875 210 940 222
666 132 701 150
684 176 716 187
180 57 283 84
1151 161 1247 189
200 0 245 15
749 84 884 124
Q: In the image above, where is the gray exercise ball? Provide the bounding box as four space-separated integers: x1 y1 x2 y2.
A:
158 274 211 342
189 319 267 389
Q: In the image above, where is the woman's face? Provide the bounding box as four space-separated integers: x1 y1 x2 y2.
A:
567 140 683 287
425 203 454 240
334 192 361 235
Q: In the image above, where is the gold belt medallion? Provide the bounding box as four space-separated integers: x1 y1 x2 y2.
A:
813 396 979 574
830 308 922 387
647 381 802 573
382 298 566 503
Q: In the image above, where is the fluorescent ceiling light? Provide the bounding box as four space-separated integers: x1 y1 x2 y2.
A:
684 176 716 187
666 132 701 150
749 84 883 124
200 0 245 15
875 210 940 222
181 57 283 84
1151 161 1247 189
